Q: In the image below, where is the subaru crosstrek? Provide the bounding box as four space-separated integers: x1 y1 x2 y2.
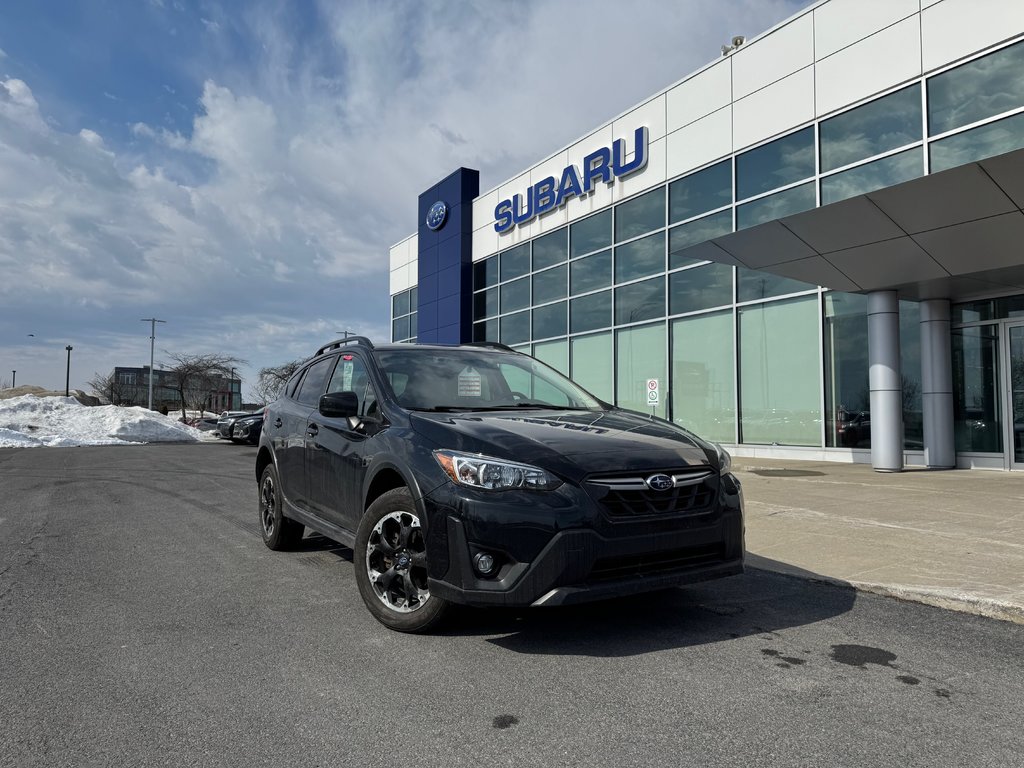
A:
256 336 744 632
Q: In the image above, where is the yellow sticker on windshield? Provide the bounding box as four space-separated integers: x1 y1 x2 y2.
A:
457 366 482 397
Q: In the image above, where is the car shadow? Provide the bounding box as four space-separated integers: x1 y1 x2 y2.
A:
440 557 856 657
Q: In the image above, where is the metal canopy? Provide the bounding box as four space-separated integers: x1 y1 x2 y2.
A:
686 147 1024 301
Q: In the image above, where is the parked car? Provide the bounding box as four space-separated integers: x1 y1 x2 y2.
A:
230 409 265 445
256 337 744 632
216 410 256 441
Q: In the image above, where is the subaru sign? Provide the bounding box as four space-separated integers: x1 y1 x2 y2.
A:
493 126 649 234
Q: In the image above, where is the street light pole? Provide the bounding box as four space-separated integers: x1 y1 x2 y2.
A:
65 346 73 397
230 367 236 410
11 370 14 389
140 318 166 410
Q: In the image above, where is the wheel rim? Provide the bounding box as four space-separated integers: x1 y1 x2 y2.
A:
260 475 276 537
366 510 430 613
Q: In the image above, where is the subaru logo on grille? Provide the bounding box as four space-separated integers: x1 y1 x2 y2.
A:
645 474 674 492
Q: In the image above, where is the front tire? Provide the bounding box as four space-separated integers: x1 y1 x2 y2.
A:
354 488 448 633
258 464 304 550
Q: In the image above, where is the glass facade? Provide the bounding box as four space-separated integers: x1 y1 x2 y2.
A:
390 35 1024 462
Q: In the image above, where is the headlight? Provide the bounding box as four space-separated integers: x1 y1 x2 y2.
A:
433 450 561 491
715 443 732 474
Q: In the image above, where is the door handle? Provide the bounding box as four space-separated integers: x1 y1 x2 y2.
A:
306 424 319 437
273 418 282 428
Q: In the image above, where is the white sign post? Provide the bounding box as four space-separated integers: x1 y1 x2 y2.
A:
646 378 659 415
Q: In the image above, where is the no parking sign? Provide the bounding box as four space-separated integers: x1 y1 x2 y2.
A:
646 378 659 407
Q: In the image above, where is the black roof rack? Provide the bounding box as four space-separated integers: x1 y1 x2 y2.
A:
465 341 518 353
314 336 375 357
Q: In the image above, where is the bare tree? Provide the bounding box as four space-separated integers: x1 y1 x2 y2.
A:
250 359 303 405
88 370 127 405
163 352 247 420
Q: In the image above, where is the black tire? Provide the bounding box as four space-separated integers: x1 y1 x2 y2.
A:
354 488 448 633
258 464 304 550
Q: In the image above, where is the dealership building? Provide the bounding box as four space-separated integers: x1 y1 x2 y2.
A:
389 0 1024 471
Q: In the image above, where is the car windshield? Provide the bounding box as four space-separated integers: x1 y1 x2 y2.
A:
374 348 604 412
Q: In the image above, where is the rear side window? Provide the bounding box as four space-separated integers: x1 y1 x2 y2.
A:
294 357 336 407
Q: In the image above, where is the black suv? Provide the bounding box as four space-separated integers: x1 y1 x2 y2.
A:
256 337 744 632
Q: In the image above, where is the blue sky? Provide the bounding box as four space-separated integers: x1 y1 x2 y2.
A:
0 0 810 398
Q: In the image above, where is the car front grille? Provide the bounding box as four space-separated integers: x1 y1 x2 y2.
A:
588 543 725 582
583 468 717 518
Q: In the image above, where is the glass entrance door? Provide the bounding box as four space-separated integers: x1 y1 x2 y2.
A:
1008 323 1024 468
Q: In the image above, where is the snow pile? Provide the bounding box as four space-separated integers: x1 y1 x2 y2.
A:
0 395 208 448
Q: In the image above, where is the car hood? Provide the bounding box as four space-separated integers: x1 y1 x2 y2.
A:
409 408 715 482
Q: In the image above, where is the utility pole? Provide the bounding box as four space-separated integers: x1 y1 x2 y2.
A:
11 370 15 389
140 318 166 410
65 346 73 397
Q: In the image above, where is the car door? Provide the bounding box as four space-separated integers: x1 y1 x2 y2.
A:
274 356 337 511
306 353 383 532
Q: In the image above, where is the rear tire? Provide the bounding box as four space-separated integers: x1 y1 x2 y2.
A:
354 488 448 633
258 464 304 550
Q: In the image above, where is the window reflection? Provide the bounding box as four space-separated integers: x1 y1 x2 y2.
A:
823 293 870 448
737 267 815 302
570 290 612 333
615 277 665 325
500 311 530 346
617 324 667 419
670 263 733 314
928 40 1024 135
473 287 498 319
570 210 612 257
615 188 665 242
532 301 567 340
669 210 732 269
929 111 1024 173
737 182 815 229
736 127 814 200
532 265 567 305
570 249 612 295
614 231 665 283
500 244 530 282
571 332 614 402
821 148 923 205
500 277 530 313
900 300 922 450
533 227 567 270
952 325 1002 452
671 311 735 442
474 257 499 290
669 160 732 224
820 85 921 172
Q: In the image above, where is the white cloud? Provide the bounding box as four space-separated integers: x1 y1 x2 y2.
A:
0 48 7 59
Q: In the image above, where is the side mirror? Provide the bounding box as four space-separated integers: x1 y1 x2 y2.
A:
319 391 358 419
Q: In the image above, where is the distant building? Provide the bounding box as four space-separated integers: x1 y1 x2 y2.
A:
109 366 240 411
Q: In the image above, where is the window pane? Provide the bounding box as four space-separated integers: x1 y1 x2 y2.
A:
533 338 569 375
900 299 922 450
532 265 567 305
392 315 410 342
570 210 611 257
821 148 923 205
929 111 1024 173
928 40 1024 135
823 292 870 448
615 188 665 242
670 263 733 314
739 296 822 446
474 319 498 342
614 231 664 283
570 290 612 333
295 358 336 407
615 276 664 325
736 127 814 200
571 332 613 402
669 160 732 224
671 311 734 442
532 301 567 340
616 323 667 419
533 227 567 270
737 267 816 302
409 312 417 339
820 85 922 172
500 244 530 282
500 311 530 346
392 291 410 317
500 277 530 313
952 325 1002 452
473 288 498 320
570 249 612 295
410 286 418 308
737 182 815 229
474 257 498 290
669 210 732 269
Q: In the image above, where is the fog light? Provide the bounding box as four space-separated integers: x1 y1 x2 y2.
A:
473 552 496 576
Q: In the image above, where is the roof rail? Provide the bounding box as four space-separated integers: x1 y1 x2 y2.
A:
314 336 375 357
466 341 518 353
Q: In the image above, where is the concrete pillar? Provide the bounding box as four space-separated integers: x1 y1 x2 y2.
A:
920 299 956 468
867 291 904 472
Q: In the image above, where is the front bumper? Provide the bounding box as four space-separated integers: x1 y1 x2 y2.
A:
423 474 745 608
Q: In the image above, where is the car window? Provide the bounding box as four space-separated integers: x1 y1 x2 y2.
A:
326 356 378 418
294 357 336 407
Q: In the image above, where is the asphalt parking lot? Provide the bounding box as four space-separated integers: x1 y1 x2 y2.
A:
2 443 1023 768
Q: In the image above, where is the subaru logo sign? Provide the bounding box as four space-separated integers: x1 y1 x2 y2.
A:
426 200 449 231
645 474 674 492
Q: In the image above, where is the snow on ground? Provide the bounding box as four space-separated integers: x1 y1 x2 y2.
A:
0 395 210 448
